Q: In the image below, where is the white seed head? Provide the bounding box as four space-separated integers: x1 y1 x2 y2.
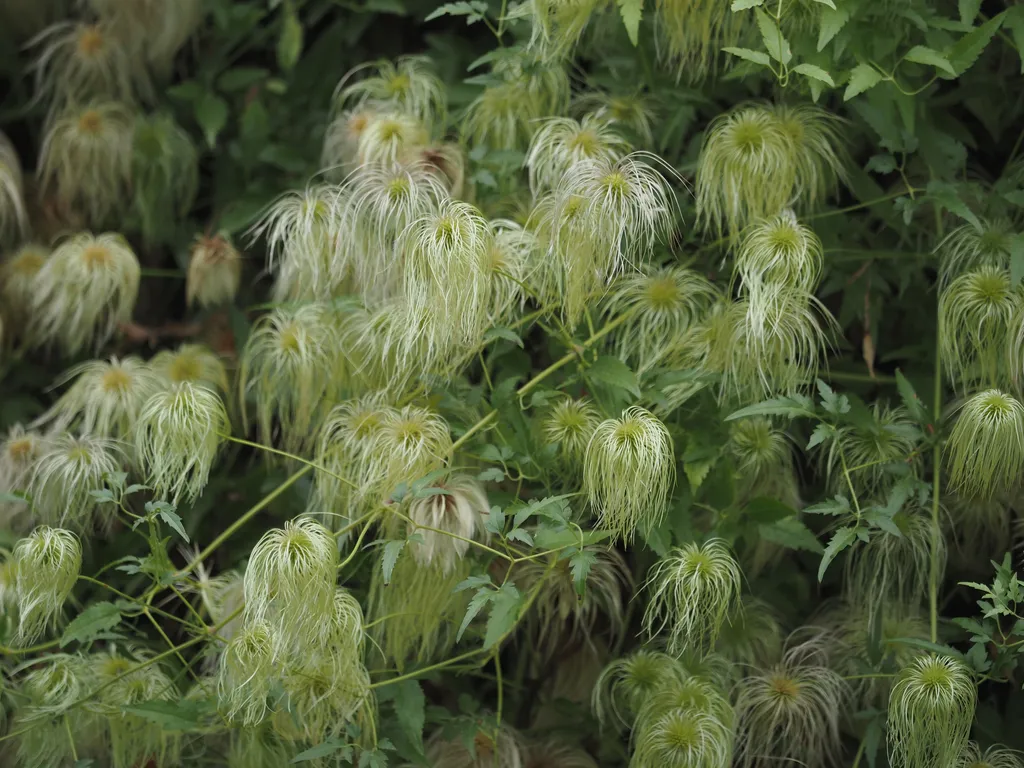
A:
30 433 126 531
38 102 136 228
37 356 160 440
369 404 453 503
947 389 1024 500
219 618 276 725
407 475 488 574
583 406 675 542
0 243 48 333
0 425 46 532
958 742 1024 768
186 234 242 308
31 231 140 355
592 649 691 729
735 209 823 292
0 131 28 246
150 343 229 392
357 111 429 167
134 381 229 505
336 55 446 129
888 655 976 768
513 0 604 60
13 526 81 644
424 723 526 768
643 539 742 655
88 0 202 78
937 219 1018 286
526 114 631 194
631 705 734 768
543 396 600 468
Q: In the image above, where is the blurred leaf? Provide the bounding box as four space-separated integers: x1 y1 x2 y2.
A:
61 602 122 647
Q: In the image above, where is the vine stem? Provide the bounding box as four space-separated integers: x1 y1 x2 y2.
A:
929 308 943 644
218 433 359 490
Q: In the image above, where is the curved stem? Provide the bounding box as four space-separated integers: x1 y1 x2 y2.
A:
218 434 358 490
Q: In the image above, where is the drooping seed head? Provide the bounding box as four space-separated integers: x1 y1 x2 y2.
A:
592 650 691 729
150 343 229 392
543 397 600 469
218 618 276 725
406 475 489 574
0 425 46 532
937 219 1018 287
29 433 125 531
735 209 823 292
947 389 1024 500
526 114 631 194
186 234 241 308
336 55 446 130
0 131 27 246
957 742 1024 768
12 526 81 644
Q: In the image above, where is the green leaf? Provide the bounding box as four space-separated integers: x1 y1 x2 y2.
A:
616 0 643 45
792 63 835 86
569 550 598 598
887 637 966 661
818 526 858 581
156 508 189 544
587 356 641 398
61 602 122 647
948 12 1006 76
217 67 270 91
759 518 823 554
959 0 981 24
894 370 927 422
745 496 799 524
392 680 425 752
89 488 117 504
277 2 303 71
292 739 352 763
817 6 849 51
425 1 488 23
484 584 523 648
194 92 228 148
1007 6 1024 73
382 541 406 585
483 326 524 347
725 395 814 421
928 182 982 231
903 46 956 77
730 0 765 10
0 491 28 505
805 495 851 516
1010 234 1024 287
809 0 835 6
457 588 493 641
806 423 834 450
684 459 714 492
844 63 884 101
722 47 771 66
122 699 210 731
754 7 792 64
477 467 505 483
507 527 534 546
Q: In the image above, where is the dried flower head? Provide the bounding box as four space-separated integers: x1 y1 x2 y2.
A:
713 596 784 670
735 633 849 768
728 417 798 503
583 406 675 541
38 102 135 227
485 218 539 322
187 234 242 308
940 266 1021 388
239 303 342 455
735 209 823 292
38 356 159 440
767 103 845 209
603 264 718 372
88 0 202 78
947 389 1024 500
196 568 245 644
406 475 489 574
888 655 976 768
134 381 229 504
0 131 27 246
543 397 600 468
572 90 656 146
514 0 605 61
30 433 125 531
526 114 631 193
150 343 229 391
12 526 81 643
31 231 140 355
643 539 742 655
243 517 339 646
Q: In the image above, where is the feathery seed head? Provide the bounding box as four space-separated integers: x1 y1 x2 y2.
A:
654 0 747 81
515 0 605 61
187 234 242 308
134 381 229 505
273 648 373 743
735 209 823 292
31 231 140 355
728 418 795 493
219 618 276 725
603 264 718 372
526 114 631 193
592 649 691 729
337 56 446 129
38 356 159 440
243 518 339 645
13 526 81 644
485 219 539 322
322 106 379 171
583 406 675 541
543 397 600 468
150 343 229 392
631 707 734 768
30 433 125 531
940 266 1021 388
888 655 976 768
357 111 429 167
0 244 48 332
938 219 1018 286
713 596 784 670
38 102 136 228
0 131 27 246
197 569 245 644
88 0 202 77
735 633 849 768
19 653 90 710
572 90 656 146
0 425 45 531
947 389 1024 499
240 303 342 455
523 739 598 768
643 539 742 655
425 724 526 768
371 404 453 502
767 104 845 209
406 475 489 574
822 403 921 497
958 743 1024 768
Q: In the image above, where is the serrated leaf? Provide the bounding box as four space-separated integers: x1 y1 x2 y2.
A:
758 518 823 554
863 509 902 536
895 370 927 422
684 459 714 492
382 541 406 585
887 637 966 661
722 47 771 65
731 0 764 9
817 6 849 51
805 495 852 516
754 7 792 64
725 395 815 421
484 506 505 535
477 467 505 483
903 45 957 76
1007 7 1024 74
484 583 523 648
457 588 493 641
844 63 884 101
157 508 189 544
483 326 524 347
89 488 117 504
569 550 598 598
948 11 1006 76
806 423 834 450
122 699 209 731
507 528 534 546
392 680 425 752
818 526 858 581
616 0 643 45
792 62 835 86
291 739 352 763
61 602 122 647
587 356 641 398
745 497 798 524
809 0 835 6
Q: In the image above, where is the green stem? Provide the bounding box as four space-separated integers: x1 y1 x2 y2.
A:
808 189 926 221
218 434 358 490
368 648 484 689
929 313 943 644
